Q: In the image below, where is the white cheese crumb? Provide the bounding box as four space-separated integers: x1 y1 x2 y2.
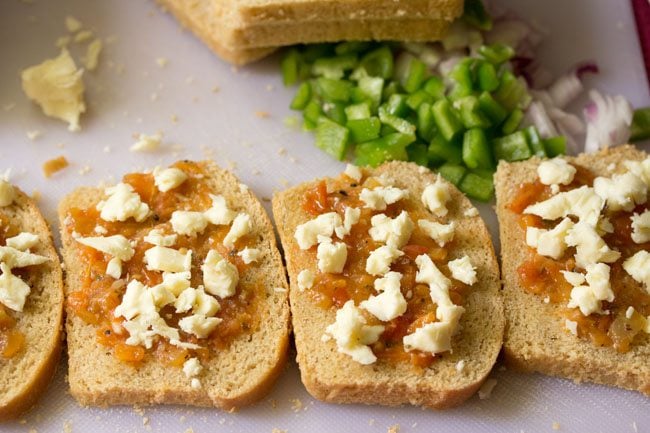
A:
360 272 407 322
202 250 239 298
223 213 252 247
537 158 576 187
360 186 407 211
421 175 450 217
344 164 362 182
478 378 497 400
418 220 455 247
565 319 578 336
464 207 479 217
237 247 261 264
153 166 187 192
97 183 150 222
630 210 650 244
297 269 315 291
447 255 477 285
170 211 208 236
365 245 403 276
317 241 348 274
145 246 191 273
369 211 414 248
130 132 163 153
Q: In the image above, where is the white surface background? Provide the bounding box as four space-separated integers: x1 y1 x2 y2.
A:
1 0 649 431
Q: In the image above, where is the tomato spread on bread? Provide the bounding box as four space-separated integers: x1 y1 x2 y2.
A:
63 162 263 386
0 180 49 359
296 164 477 368
510 156 650 352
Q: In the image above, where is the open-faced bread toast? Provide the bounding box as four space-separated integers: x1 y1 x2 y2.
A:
496 145 650 394
273 161 504 408
0 181 64 420
59 161 290 409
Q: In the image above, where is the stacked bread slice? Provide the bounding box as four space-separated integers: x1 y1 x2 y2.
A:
159 0 464 64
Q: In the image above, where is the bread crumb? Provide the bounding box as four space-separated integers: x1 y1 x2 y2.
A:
103 146 111 153
277 147 287 155
78 165 91 175
387 424 400 433
156 57 168 67
252 169 261 176
290 398 302 412
183 428 194 433
142 416 149 426
150 92 158 101
26 130 42 140
271 429 287 433
171 114 179 123
65 16 82 32
63 420 72 433
211 85 220 93
130 132 162 152
18 418 27 424
133 405 145 416
368 419 375 426
43 155 69 178
185 76 194 85
266 84 275 91
632 421 638 432
478 378 497 400
552 421 561 430
280 178 289 187
28 428 38 433
289 157 297 164
255 111 270 119
56 35 71 48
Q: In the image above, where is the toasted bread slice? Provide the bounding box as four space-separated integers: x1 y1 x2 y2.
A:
0 186 64 420
59 161 290 409
495 145 650 394
215 0 464 26
159 0 276 65
272 162 504 408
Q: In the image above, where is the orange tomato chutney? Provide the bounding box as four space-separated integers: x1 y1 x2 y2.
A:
303 173 468 369
64 161 260 366
510 164 650 352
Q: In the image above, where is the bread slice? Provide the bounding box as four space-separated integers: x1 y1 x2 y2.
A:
0 186 64 420
215 0 464 27
159 0 276 65
217 16 452 50
59 161 290 409
160 0 455 64
495 144 650 394
272 161 504 408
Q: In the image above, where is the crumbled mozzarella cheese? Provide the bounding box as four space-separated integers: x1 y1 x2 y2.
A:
360 272 407 321
0 263 31 312
623 250 650 290
0 180 15 207
178 314 221 338
360 186 407 210
565 221 620 268
6 232 39 251
174 287 197 313
0 246 49 268
418 220 455 247
334 207 360 239
561 270 585 287
344 164 362 182
369 211 414 248
143 229 177 247
176 287 220 316
105 257 123 279
204 194 236 226
593 172 647 212
447 255 477 285
421 175 450 217
631 210 650 244
149 283 175 308
567 285 603 316
414 254 451 304
565 319 578 336
183 357 203 378
223 213 252 247
324 300 384 365
153 166 187 192
153 271 191 296
130 132 162 152
524 185 603 226
525 217 574 260
537 158 576 186
237 247 261 264
145 246 192 273
294 212 343 249
114 280 157 320
76 234 135 261
403 321 455 354
623 158 650 186
567 263 614 316
297 269 315 291
316 241 348 274
97 183 150 222
122 314 183 349
202 250 239 298
170 211 208 236
365 245 403 276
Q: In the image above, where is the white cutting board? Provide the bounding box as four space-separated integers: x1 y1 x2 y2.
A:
1 0 649 432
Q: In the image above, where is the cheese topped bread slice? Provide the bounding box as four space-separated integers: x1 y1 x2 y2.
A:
0 180 63 420
59 161 290 409
496 145 650 395
272 161 504 408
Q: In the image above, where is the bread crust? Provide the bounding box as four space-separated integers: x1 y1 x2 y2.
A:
272 161 504 409
495 145 650 395
0 188 64 421
59 161 290 409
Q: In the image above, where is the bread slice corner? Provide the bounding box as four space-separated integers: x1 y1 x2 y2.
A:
272 161 504 408
0 186 64 420
495 144 650 395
